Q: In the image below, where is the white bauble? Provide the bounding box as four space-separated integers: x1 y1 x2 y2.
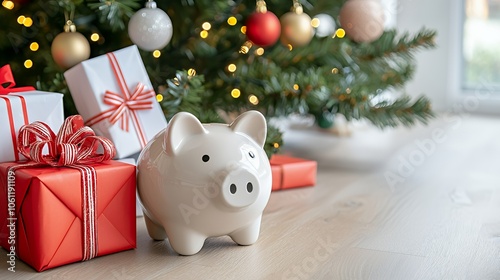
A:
128 1 173 51
314 14 336 38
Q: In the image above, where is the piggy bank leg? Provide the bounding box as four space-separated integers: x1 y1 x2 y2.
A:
166 226 206 255
230 216 262 246
144 214 167 241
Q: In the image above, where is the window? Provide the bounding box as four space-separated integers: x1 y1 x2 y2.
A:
462 0 500 90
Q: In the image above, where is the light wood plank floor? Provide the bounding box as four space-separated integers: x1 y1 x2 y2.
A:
1 114 500 279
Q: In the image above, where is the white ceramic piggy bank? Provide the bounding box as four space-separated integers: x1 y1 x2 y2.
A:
137 110 272 255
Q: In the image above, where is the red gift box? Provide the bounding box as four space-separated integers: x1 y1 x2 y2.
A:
270 154 317 191
0 115 136 271
0 161 136 271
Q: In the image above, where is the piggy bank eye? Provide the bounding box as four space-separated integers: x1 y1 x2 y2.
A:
248 151 255 158
202 154 210 162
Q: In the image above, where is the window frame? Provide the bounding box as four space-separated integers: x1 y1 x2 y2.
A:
450 0 500 114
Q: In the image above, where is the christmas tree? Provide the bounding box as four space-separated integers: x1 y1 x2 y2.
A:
0 0 436 156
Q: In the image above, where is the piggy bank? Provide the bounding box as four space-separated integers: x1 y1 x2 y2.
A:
137 110 272 255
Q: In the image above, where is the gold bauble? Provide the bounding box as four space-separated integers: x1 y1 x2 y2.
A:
339 0 385 43
280 8 314 47
51 30 90 69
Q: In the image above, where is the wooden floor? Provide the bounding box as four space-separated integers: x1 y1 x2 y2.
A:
1 114 500 279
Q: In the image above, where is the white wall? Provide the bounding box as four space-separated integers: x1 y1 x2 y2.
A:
397 0 500 114
396 0 457 112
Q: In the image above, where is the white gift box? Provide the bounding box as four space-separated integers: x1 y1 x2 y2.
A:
0 91 64 163
64 45 167 159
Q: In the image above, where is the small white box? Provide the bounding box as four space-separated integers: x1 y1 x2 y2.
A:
0 91 64 163
64 45 167 159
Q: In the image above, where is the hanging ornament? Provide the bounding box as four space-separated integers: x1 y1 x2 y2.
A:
315 111 335 129
339 0 385 43
128 0 173 51
51 20 91 69
280 0 314 47
313 13 336 38
245 0 281 47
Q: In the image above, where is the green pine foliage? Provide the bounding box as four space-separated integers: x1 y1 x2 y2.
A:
0 0 437 156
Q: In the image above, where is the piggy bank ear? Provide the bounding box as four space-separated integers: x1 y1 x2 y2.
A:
230 110 267 148
164 112 207 155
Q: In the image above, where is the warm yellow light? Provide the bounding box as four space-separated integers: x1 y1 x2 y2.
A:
293 84 299 91
156 94 163 102
24 59 33 68
152 50 161 58
239 45 249 54
331 68 339 74
273 142 280 149
240 41 252 54
248 94 259 105
202 22 211 30
2 0 14 10
287 44 293 51
29 42 39 51
90 33 100 42
255 48 264 56
346 88 351 94
231 88 241 98
335 28 346 38
173 77 180 86
188 68 196 76
311 18 320 28
227 16 237 26
17 15 25 24
227 63 237 73
200 30 208 39
23 17 33 27
240 26 246 34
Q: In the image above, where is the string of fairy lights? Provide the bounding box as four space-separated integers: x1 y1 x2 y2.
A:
2 0 346 109
190 14 346 107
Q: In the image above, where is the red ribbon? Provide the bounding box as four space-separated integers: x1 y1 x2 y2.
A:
18 115 116 166
0 65 35 95
0 64 33 161
13 115 116 261
84 53 155 148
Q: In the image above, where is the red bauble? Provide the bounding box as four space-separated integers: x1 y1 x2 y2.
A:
245 11 281 47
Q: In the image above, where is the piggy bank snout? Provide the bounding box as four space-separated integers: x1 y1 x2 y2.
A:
221 168 260 209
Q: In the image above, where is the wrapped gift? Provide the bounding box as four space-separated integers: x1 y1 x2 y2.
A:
0 116 136 272
270 154 317 191
0 65 63 163
64 45 167 159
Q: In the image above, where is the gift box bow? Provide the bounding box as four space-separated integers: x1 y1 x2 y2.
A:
85 52 155 147
0 64 35 95
12 115 116 261
17 114 116 166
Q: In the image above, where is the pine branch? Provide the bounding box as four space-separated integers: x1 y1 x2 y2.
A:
357 28 437 61
363 96 434 128
160 70 222 123
87 0 141 31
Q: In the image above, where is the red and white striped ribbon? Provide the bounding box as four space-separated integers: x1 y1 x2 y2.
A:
0 95 29 161
14 115 115 261
84 52 155 148
18 115 115 166
71 164 98 261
